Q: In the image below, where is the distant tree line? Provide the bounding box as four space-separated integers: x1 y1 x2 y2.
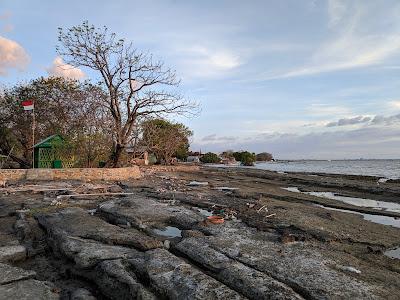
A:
198 150 274 166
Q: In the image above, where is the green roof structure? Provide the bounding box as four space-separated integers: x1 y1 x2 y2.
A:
33 134 73 168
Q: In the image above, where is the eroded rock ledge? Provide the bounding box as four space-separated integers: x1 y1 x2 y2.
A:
0 167 399 299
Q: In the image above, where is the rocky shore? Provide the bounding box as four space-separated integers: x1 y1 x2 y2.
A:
0 166 399 299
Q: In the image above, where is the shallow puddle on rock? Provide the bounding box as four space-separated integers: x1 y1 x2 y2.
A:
282 187 400 213
282 187 301 193
187 181 208 186
384 247 400 259
314 204 400 229
153 226 182 238
213 187 239 191
308 191 400 213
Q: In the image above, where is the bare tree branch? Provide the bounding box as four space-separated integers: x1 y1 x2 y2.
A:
57 21 199 167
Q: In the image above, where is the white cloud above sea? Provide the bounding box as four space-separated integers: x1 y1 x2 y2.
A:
193 125 400 159
249 0 400 81
0 36 29 75
193 110 400 159
46 56 85 80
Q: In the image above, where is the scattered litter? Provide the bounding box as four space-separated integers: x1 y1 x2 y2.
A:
265 213 276 218
87 209 97 216
338 265 361 274
223 208 238 220
163 240 171 249
206 215 225 224
277 171 287 175
377 178 389 184
257 205 268 213
158 199 178 205
196 208 213 217
50 199 62 206
56 192 135 200
246 203 256 208
187 181 208 186
213 187 239 191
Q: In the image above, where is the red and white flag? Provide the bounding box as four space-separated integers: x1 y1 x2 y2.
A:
22 100 34 111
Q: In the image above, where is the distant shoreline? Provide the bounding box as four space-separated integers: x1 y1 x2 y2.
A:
207 159 400 179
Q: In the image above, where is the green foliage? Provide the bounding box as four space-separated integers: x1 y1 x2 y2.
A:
141 119 192 165
232 151 256 166
200 152 220 164
0 76 113 168
221 150 234 159
256 152 273 161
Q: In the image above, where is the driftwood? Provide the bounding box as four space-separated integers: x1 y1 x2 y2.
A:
57 192 135 199
257 205 268 213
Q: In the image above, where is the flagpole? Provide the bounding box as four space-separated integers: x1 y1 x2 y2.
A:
32 103 35 169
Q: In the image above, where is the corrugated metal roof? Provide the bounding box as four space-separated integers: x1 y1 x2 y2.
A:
33 134 64 148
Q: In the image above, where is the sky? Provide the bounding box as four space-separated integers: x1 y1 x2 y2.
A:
1 0 400 159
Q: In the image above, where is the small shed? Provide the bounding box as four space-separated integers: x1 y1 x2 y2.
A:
33 134 73 168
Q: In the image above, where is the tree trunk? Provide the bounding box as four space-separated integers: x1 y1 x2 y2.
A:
109 143 125 168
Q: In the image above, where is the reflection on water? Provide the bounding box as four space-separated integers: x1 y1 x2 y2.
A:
255 160 400 179
282 187 301 193
314 204 400 229
307 191 400 213
153 226 182 237
385 248 400 259
282 187 400 213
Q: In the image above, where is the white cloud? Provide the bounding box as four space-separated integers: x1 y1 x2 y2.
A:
174 45 241 79
306 104 351 117
46 56 85 80
0 36 29 75
201 134 237 143
388 100 400 110
328 0 348 28
260 1 400 80
325 115 371 127
193 125 400 159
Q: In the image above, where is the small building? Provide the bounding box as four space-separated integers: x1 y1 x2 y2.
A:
187 156 200 163
126 145 150 165
33 134 74 168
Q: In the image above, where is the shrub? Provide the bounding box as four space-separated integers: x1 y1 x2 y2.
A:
200 152 220 163
232 151 256 166
256 152 273 161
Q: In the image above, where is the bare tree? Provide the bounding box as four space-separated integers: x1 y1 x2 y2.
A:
57 21 197 167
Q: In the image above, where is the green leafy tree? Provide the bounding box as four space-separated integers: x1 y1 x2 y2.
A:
256 152 273 161
200 152 220 164
140 119 192 165
232 151 256 166
240 151 256 166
